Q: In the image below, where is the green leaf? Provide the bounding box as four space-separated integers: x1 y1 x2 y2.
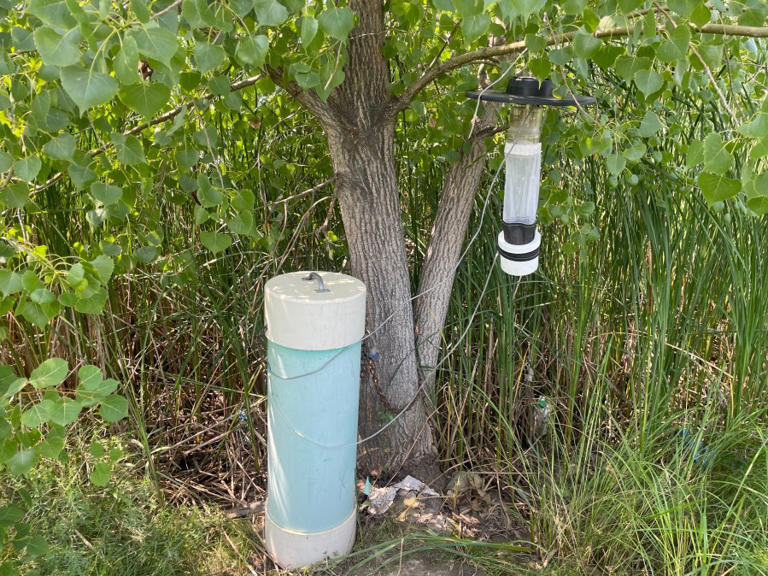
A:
114 35 140 85
637 110 663 137
0 150 12 173
195 42 227 74
509 0 546 20
606 153 626 176
737 111 768 139
0 365 26 399
200 230 233 254
7 449 37 475
300 16 318 46
21 399 55 428
182 0 212 28
118 82 171 120
0 505 24 527
89 439 105 458
77 365 118 406
317 7 355 41
109 446 123 462
73 287 107 314
29 358 68 389
37 426 66 458
89 255 114 284
67 262 86 288
78 377 117 406
668 0 697 18
633 69 663 97
99 394 129 422
23 534 49 557
703 133 733 174
131 0 151 22
253 0 289 27
690 2 711 27
22 270 44 293
77 365 102 389
751 137 768 160
747 196 768 214
128 27 178 66
461 13 490 46
60 66 118 113
573 30 601 58
90 461 112 486
14 157 41 182
232 188 255 212
43 133 76 161
0 271 23 298
68 161 96 191
48 397 83 426
623 142 646 162
26 0 77 27
134 246 158 263
0 183 29 208
111 134 146 165
91 182 123 205
698 172 741 203
656 25 690 63
227 214 258 237
33 26 81 67
197 175 223 206
236 35 269 67
30 288 55 305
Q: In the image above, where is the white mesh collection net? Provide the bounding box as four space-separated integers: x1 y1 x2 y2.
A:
502 141 542 225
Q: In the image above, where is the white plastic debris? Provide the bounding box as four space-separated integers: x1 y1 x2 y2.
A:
364 475 439 516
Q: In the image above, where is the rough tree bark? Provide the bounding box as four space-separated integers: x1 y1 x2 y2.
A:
312 1 438 479
413 103 500 402
277 1 498 480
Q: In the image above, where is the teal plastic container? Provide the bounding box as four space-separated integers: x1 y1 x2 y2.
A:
264 272 366 569
266 342 361 532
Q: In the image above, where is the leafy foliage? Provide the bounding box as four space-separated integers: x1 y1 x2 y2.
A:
0 360 128 572
0 0 766 341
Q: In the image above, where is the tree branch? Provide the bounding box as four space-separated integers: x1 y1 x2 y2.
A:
265 65 337 127
396 21 768 110
25 74 263 196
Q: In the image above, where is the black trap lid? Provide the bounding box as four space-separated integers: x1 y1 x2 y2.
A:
466 77 596 107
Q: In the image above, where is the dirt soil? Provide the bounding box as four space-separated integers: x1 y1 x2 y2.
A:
248 471 531 575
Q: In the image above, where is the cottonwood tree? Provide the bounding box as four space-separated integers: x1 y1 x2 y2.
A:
1 0 767 478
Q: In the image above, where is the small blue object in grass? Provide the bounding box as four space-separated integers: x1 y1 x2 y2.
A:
363 477 371 496
238 408 248 423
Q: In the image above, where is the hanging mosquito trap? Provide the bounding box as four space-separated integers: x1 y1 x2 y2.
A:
467 77 596 276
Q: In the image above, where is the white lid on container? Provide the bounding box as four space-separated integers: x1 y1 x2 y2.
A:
265 271 367 351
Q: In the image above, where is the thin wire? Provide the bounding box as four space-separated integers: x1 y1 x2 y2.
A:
266 82 533 447
267 154 504 382
468 52 527 140
267 158 506 447
268 253 499 449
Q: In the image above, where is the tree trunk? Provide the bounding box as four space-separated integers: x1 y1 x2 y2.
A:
313 1 437 479
324 121 437 478
413 103 499 402
283 1 498 482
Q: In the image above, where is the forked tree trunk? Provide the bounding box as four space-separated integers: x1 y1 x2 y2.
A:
282 1 495 480
310 1 438 478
